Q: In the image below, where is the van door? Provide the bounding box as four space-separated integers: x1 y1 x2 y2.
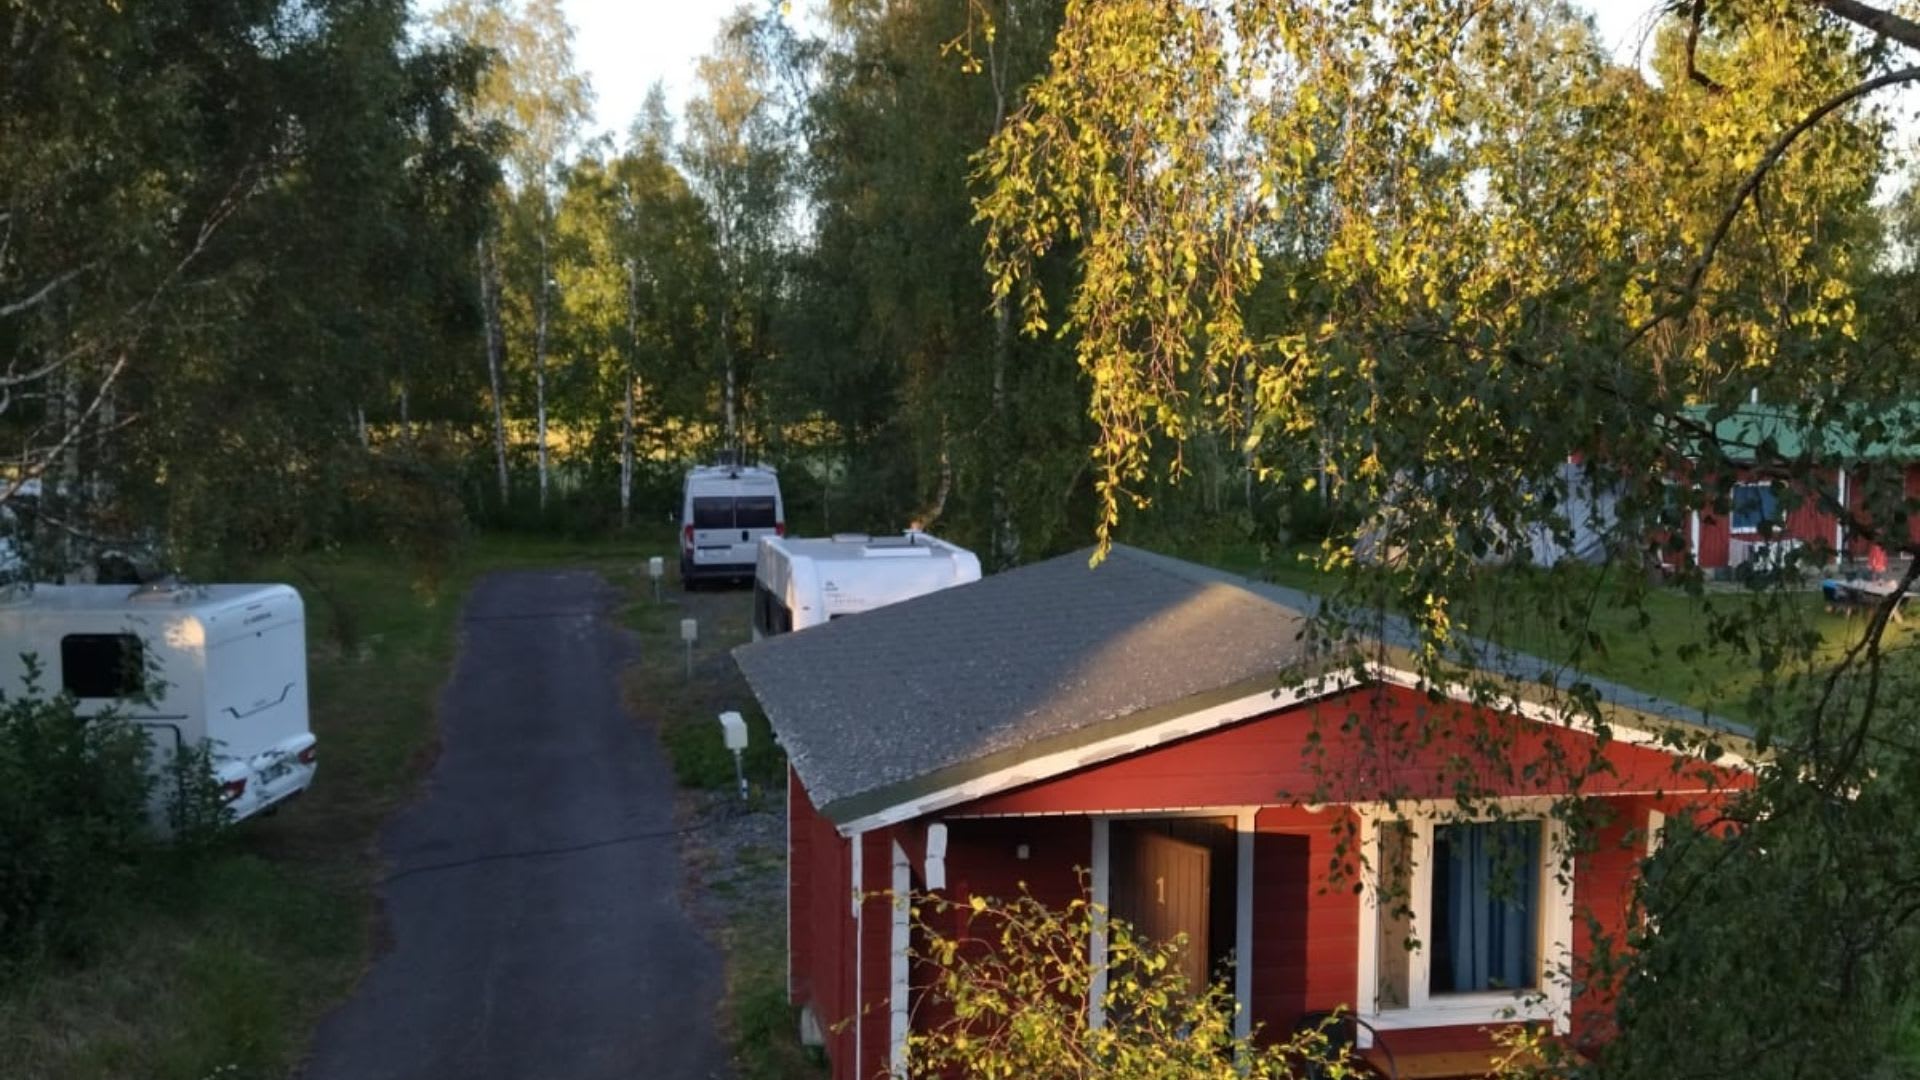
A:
689 495 741 569
732 493 780 564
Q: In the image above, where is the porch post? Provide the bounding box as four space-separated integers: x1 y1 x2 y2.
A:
1089 816 1110 1030
1235 808 1256 1042
890 841 911 1076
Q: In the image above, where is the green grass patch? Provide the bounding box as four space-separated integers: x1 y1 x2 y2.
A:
616 576 784 794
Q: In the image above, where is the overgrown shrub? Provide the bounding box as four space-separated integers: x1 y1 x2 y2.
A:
0 664 155 958
905 887 1361 1079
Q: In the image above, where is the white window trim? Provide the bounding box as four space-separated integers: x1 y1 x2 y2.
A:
1353 798 1573 1047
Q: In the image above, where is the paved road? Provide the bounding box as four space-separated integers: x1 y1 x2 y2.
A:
302 570 728 1080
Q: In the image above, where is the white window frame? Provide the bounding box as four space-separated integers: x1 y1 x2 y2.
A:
1354 799 1573 1045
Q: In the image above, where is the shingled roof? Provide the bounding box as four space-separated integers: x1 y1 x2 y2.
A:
734 544 1748 828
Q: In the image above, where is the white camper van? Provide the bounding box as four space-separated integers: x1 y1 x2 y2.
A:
680 462 785 587
0 582 316 822
752 532 981 639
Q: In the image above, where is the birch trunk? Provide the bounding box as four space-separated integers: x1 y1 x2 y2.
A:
534 231 551 510
478 235 510 506
621 261 637 528
720 295 737 455
987 28 1020 566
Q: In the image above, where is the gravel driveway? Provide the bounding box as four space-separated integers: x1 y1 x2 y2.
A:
300 569 727 1080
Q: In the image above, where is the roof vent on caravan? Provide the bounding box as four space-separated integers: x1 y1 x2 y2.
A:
129 580 206 604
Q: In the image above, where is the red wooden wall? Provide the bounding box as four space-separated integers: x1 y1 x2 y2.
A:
792 682 1741 1076
956 683 1740 816
1250 805 1357 1035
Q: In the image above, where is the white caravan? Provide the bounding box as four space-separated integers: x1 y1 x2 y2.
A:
680 462 785 587
0 582 316 822
752 532 981 639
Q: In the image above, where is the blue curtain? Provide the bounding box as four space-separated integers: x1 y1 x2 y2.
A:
1442 821 1539 992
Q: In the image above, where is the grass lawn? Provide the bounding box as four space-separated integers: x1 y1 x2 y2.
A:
0 532 661 1080
1146 533 1920 723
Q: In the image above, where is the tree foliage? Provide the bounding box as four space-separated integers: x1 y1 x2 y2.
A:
905 887 1360 1079
976 0 1920 1074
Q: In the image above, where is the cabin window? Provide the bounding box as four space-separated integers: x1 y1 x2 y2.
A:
1430 821 1540 994
691 497 735 529
60 633 145 699
735 496 778 529
1730 483 1780 532
1364 806 1569 1032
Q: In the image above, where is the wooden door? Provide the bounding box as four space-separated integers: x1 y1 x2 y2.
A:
1113 828 1211 990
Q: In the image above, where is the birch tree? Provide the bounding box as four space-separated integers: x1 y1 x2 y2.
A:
683 8 796 459
433 0 590 510
978 0 1920 1073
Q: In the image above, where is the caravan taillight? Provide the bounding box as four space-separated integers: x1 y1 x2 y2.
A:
682 525 694 550
220 778 247 803
297 745 318 766
775 521 786 537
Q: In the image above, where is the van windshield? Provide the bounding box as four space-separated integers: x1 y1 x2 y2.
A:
735 496 778 528
692 497 735 529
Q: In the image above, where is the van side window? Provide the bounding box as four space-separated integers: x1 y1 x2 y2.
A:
754 584 793 637
691 497 735 529
61 634 145 698
735 496 777 528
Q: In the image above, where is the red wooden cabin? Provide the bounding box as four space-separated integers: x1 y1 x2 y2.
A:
1672 405 1920 571
736 547 1750 1079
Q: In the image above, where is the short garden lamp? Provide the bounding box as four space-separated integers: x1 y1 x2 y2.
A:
718 710 749 800
648 556 665 602
680 617 698 680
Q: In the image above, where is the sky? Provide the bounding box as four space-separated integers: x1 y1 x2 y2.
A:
564 0 739 143
562 1 1665 143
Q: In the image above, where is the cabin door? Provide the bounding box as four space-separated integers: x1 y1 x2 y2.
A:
1111 828 1211 991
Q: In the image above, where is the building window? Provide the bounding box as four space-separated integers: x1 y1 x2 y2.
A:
1430 821 1540 994
60 634 145 699
1730 483 1780 532
1360 804 1571 1039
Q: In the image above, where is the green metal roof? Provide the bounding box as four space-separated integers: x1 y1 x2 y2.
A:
1682 402 1920 464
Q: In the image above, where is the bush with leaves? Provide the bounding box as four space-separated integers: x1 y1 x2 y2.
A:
904 887 1359 1079
0 662 154 957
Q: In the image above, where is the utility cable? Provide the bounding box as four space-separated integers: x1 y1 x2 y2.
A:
381 819 723 885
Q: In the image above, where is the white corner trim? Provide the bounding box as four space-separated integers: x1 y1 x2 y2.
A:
1647 808 1666 859
1234 808 1256 1042
890 841 911 1077
1690 508 1701 564
786 769 793 1002
833 681 1354 836
1088 816 1110 1030
1836 469 1848 555
851 830 864 1080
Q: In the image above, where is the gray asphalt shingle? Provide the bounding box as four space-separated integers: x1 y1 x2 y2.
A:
733 544 1313 815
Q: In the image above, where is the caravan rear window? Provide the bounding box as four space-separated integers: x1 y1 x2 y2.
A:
61 634 145 699
692 497 735 529
735 495 778 528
